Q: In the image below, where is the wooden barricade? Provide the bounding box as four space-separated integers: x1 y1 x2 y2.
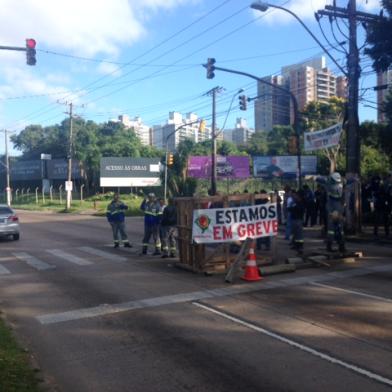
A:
174 193 277 274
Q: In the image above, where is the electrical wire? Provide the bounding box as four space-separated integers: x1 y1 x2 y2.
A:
4 0 235 129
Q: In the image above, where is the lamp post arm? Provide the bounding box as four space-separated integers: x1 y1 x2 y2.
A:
252 2 347 76
212 65 302 187
213 65 299 131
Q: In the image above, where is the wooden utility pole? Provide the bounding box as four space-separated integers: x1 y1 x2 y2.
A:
66 102 73 210
205 86 223 196
317 0 380 232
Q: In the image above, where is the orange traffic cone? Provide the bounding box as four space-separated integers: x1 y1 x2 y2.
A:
241 240 262 281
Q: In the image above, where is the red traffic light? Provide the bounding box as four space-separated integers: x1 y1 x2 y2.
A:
26 38 36 49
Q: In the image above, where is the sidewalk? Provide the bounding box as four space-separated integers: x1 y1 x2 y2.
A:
267 223 392 265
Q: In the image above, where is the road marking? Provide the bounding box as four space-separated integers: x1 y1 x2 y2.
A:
13 252 55 271
312 282 392 303
192 302 392 388
78 247 127 262
46 249 93 266
37 291 214 325
36 262 392 325
0 264 11 275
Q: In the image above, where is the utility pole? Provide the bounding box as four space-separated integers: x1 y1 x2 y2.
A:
205 86 223 196
66 102 73 210
316 0 380 232
4 130 11 206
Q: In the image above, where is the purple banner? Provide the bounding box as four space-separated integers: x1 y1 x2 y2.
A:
188 156 250 179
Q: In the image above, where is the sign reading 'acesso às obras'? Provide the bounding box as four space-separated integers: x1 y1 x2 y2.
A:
100 157 161 187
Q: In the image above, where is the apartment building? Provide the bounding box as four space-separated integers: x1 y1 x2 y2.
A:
377 68 392 123
255 57 347 131
116 115 152 146
224 118 255 146
254 75 290 132
152 112 212 152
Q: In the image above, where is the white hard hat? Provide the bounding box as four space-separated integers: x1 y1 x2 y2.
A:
331 172 342 183
148 192 155 198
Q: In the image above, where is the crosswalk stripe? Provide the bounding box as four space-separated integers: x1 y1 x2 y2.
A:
78 247 127 262
13 252 55 271
0 264 11 275
46 249 93 266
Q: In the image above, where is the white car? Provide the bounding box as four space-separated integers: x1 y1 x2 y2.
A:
0 205 20 240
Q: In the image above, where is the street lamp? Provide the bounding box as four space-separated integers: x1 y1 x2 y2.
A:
220 89 244 133
250 2 347 76
251 1 363 233
204 63 303 188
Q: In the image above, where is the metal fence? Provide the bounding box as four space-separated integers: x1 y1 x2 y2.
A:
0 184 88 206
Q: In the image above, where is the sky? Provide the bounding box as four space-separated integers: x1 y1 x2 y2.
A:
0 0 383 155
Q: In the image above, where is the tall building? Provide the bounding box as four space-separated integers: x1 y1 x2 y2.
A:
224 118 254 145
255 57 346 131
377 68 392 123
336 76 348 100
152 112 212 152
254 75 290 132
115 115 152 146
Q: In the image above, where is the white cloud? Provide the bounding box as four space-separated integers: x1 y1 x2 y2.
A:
0 66 68 97
0 0 195 56
0 0 194 128
97 62 123 76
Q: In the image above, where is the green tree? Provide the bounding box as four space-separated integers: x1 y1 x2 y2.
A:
11 118 163 190
217 140 241 156
266 125 293 155
301 97 346 173
244 131 268 156
361 145 391 177
360 120 392 174
166 139 197 197
365 0 392 72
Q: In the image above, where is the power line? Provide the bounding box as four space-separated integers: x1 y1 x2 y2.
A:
4 0 234 129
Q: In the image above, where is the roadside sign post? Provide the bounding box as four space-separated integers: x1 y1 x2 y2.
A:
65 181 73 207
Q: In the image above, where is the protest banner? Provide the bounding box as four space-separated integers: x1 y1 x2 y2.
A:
192 202 278 244
304 122 343 151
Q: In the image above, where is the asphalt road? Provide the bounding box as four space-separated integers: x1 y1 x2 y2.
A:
0 210 391 392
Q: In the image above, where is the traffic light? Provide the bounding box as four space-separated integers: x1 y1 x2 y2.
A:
199 119 206 132
239 95 247 111
167 153 174 166
26 38 36 66
206 58 216 79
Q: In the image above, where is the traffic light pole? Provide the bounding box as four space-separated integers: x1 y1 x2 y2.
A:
211 88 217 196
0 38 37 65
204 86 224 196
207 65 302 188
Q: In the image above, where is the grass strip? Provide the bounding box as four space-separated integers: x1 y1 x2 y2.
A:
0 317 43 392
